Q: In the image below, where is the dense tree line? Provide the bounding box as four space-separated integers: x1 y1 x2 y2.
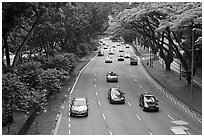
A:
106 2 202 84
2 2 115 127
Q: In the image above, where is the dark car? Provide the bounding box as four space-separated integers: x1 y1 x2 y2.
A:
139 93 159 112
98 51 104 56
108 88 125 104
70 97 89 117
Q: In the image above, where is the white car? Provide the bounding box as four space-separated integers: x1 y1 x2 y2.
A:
104 45 108 49
118 54 124 61
124 52 131 58
105 56 112 63
106 71 118 82
130 55 138 65
119 48 124 52
70 97 89 117
125 44 130 48
109 49 114 55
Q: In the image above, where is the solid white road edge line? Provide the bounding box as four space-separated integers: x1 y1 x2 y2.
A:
53 113 62 135
53 54 97 135
70 54 97 94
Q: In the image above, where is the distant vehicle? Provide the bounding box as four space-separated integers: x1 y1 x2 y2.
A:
119 48 124 52
130 55 138 65
70 97 89 117
94 47 98 51
118 54 124 61
124 52 131 58
117 44 120 46
108 88 125 104
98 51 104 56
104 45 108 49
105 56 112 63
109 50 114 55
106 71 118 82
139 93 159 112
125 44 130 48
112 45 116 48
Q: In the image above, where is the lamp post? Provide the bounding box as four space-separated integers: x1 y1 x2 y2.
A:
191 28 195 100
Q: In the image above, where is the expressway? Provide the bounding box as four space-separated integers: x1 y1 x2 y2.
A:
55 37 202 135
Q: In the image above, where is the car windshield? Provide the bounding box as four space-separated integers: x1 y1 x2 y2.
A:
144 96 156 102
73 100 86 106
111 89 122 95
109 72 116 76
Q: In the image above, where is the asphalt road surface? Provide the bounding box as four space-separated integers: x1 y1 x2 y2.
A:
55 38 202 135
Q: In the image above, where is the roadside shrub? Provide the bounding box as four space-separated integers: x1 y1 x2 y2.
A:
43 53 77 73
38 68 69 95
16 61 43 88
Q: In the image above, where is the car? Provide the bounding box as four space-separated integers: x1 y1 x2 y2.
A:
104 45 108 49
130 55 138 65
124 52 131 58
70 97 89 117
112 45 116 48
105 56 112 63
125 44 130 48
109 50 114 55
139 93 159 112
106 71 118 82
94 47 98 51
118 54 124 61
119 48 124 52
108 88 125 104
98 51 104 56
117 44 120 46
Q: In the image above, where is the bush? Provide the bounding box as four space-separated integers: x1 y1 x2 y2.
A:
16 61 43 88
38 68 69 95
43 53 77 73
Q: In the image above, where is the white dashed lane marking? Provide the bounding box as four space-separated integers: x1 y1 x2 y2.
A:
98 101 101 106
139 85 142 88
136 114 141 120
168 115 174 120
102 114 106 120
127 102 131 107
109 131 112 135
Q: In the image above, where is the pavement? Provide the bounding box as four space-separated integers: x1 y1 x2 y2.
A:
132 44 202 116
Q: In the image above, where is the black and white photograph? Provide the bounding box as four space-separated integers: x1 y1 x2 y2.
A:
2 1 202 135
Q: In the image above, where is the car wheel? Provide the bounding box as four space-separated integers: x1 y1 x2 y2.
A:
143 106 146 111
155 108 159 112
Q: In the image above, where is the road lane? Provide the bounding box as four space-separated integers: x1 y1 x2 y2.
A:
56 38 201 135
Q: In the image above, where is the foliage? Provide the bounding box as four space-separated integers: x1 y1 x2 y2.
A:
107 2 202 84
16 61 43 88
38 68 69 95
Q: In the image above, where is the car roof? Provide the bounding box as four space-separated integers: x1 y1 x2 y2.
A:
142 92 154 96
74 97 87 101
